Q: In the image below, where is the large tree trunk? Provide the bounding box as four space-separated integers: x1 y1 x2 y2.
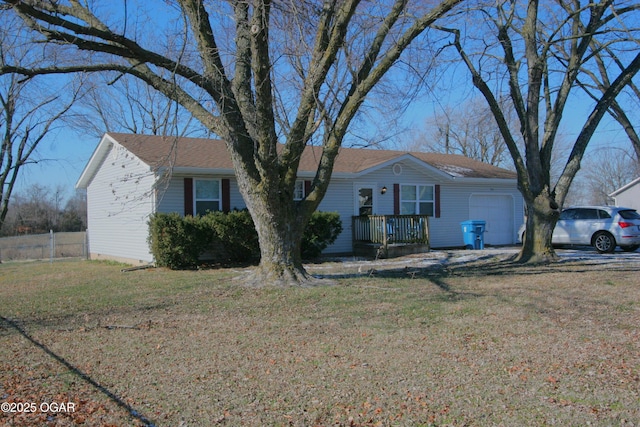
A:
233 165 325 287
516 191 560 264
249 200 312 286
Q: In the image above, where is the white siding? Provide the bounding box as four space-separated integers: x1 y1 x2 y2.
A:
341 178 524 250
436 182 523 247
613 183 640 211
317 160 447 253
156 174 354 254
156 175 246 214
228 178 247 211
106 155 523 258
350 159 524 248
316 179 354 254
86 143 156 264
155 176 184 214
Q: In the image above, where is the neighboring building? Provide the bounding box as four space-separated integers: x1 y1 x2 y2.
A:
76 133 524 264
609 177 640 211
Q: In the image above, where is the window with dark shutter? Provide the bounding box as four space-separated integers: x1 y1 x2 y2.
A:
184 178 194 216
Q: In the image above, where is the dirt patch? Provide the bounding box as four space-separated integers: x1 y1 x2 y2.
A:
1 250 639 426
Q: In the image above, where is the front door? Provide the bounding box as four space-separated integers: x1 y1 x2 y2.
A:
355 184 375 216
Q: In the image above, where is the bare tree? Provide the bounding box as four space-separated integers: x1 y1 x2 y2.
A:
575 42 640 161
438 0 640 263
0 183 85 235
411 97 515 168
581 147 640 205
4 184 54 234
0 15 81 234
59 189 87 232
73 73 211 139
1 0 463 285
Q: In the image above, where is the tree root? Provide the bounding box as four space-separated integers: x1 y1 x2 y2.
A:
513 248 559 264
234 264 336 287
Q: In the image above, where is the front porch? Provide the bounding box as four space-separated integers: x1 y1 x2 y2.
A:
352 215 430 258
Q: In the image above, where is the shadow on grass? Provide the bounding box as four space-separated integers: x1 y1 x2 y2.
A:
312 250 640 285
17 301 176 333
0 315 156 427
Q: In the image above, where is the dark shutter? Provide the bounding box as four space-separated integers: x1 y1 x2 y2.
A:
184 178 193 216
435 184 441 218
222 178 231 213
304 180 312 198
393 183 400 215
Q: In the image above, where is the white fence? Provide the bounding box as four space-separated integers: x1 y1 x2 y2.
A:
0 231 87 262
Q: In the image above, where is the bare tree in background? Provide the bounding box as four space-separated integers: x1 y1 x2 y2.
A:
71 74 215 207
0 15 81 234
73 74 211 139
411 97 514 168
438 0 640 263
581 147 640 205
59 190 87 232
0 184 86 235
5 184 58 234
1 0 463 285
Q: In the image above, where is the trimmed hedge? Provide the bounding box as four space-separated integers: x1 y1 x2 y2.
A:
301 210 343 259
147 212 212 269
148 210 342 269
200 210 260 263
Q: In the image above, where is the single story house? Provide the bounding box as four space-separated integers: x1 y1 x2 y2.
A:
76 133 524 265
609 177 640 211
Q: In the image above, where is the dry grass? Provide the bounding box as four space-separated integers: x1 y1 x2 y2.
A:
1 251 639 426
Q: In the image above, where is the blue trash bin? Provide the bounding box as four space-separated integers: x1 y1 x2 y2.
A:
461 220 486 250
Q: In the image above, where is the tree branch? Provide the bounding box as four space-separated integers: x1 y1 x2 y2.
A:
304 0 464 213
555 51 640 204
437 25 529 193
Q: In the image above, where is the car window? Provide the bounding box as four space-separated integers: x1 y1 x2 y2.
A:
619 210 640 220
574 209 599 220
597 210 611 219
559 209 577 220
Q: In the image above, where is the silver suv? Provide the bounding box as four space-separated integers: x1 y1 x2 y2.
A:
519 206 640 253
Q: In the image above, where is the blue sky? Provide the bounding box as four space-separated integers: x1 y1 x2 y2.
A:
13 127 96 201
7 1 637 204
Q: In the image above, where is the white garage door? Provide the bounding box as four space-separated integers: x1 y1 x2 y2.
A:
469 195 514 246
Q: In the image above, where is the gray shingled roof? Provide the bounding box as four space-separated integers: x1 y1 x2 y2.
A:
109 132 517 180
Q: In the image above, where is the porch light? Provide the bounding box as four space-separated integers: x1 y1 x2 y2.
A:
380 186 387 195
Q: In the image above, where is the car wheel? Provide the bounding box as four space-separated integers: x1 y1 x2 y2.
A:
593 231 615 253
621 245 640 252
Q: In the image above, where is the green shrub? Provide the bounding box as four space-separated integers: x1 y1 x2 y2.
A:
148 210 342 269
148 213 213 269
202 210 260 263
302 211 343 259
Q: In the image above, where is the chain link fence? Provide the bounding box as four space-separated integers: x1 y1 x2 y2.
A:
0 231 87 262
